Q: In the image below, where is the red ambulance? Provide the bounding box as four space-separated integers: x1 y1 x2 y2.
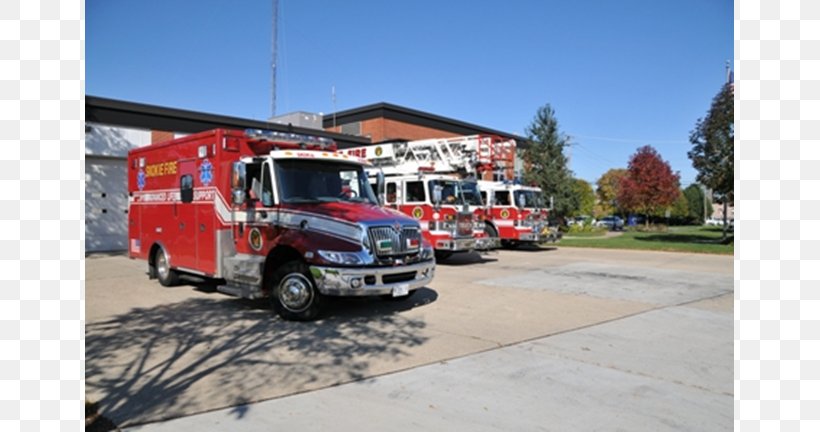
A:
127 128 435 320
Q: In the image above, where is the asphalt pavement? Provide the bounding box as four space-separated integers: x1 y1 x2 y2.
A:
85 247 733 431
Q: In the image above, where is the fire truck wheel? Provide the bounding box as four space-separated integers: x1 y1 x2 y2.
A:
154 247 180 287
271 261 323 321
484 224 499 239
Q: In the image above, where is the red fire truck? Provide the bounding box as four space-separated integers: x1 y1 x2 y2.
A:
127 128 435 321
344 140 499 261
346 134 559 251
477 180 561 247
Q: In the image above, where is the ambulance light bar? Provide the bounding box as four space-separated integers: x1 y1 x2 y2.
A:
245 129 335 150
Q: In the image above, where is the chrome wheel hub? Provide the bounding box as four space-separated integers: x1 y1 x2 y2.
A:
278 274 313 312
157 251 169 279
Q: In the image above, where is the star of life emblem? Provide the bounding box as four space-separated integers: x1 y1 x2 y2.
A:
199 159 213 186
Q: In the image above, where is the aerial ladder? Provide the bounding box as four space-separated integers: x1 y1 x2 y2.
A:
347 134 516 179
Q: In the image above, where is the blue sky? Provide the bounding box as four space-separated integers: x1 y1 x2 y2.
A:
87 0 732 186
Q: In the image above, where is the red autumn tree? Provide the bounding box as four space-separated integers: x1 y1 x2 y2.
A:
617 146 681 226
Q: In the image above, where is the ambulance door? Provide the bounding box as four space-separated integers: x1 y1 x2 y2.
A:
196 157 216 274
174 159 198 270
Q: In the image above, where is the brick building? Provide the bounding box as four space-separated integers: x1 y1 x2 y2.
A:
322 102 526 180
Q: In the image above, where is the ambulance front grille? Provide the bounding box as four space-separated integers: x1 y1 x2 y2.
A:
368 226 421 257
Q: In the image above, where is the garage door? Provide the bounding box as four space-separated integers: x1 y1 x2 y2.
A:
86 156 129 252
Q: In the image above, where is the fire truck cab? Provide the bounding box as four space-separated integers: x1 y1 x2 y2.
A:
127 128 435 321
477 180 561 247
379 172 496 261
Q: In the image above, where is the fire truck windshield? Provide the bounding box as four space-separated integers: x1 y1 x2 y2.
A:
275 159 378 205
428 179 467 206
461 181 484 206
513 189 544 208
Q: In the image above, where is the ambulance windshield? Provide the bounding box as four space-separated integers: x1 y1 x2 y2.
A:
275 160 378 205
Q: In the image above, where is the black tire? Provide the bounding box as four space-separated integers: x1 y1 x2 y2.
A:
484 224 499 239
154 246 180 287
434 251 452 262
270 261 323 321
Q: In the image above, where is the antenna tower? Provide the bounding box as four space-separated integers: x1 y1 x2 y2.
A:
271 0 279 117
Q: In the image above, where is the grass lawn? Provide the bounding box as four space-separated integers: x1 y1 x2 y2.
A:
558 225 733 255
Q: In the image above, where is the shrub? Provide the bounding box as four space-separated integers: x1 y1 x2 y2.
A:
566 223 608 235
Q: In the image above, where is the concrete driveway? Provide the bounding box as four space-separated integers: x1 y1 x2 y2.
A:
85 247 733 430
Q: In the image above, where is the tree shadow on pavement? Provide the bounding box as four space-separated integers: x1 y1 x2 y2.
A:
86 289 435 427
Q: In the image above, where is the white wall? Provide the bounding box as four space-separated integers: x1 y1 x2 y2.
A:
85 124 152 252
85 123 151 157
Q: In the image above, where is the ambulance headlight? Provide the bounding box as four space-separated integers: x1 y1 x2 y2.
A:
318 250 366 266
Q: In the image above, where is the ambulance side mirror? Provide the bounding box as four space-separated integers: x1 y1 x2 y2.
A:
376 171 385 206
231 162 247 207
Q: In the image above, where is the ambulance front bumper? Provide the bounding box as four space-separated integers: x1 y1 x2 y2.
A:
310 260 436 297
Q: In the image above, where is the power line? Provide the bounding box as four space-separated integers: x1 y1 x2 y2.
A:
572 134 688 145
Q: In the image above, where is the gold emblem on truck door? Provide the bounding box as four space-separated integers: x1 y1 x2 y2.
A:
249 228 263 251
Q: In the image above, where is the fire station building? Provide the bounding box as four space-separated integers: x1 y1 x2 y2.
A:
85 96 526 252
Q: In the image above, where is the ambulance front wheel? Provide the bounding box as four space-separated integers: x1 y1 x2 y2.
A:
270 261 324 321
154 247 180 287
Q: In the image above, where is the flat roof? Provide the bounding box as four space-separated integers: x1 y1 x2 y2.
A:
322 102 527 143
86 96 371 148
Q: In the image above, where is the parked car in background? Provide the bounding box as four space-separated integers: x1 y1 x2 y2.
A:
568 215 594 226
706 217 727 226
595 215 624 231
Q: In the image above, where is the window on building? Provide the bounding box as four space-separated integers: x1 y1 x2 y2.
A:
341 121 361 136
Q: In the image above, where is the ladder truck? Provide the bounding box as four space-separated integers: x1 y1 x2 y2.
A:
346 134 559 249
344 135 511 261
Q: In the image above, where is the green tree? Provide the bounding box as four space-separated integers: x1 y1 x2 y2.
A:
595 168 627 217
618 146 681 227
570 178 596 217
522 104 577 221
682 184 712 224
688 81 733 237
670 191 690 223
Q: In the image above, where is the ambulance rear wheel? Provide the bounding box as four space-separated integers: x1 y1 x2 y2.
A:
271 261 323 321
154 247 180 287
